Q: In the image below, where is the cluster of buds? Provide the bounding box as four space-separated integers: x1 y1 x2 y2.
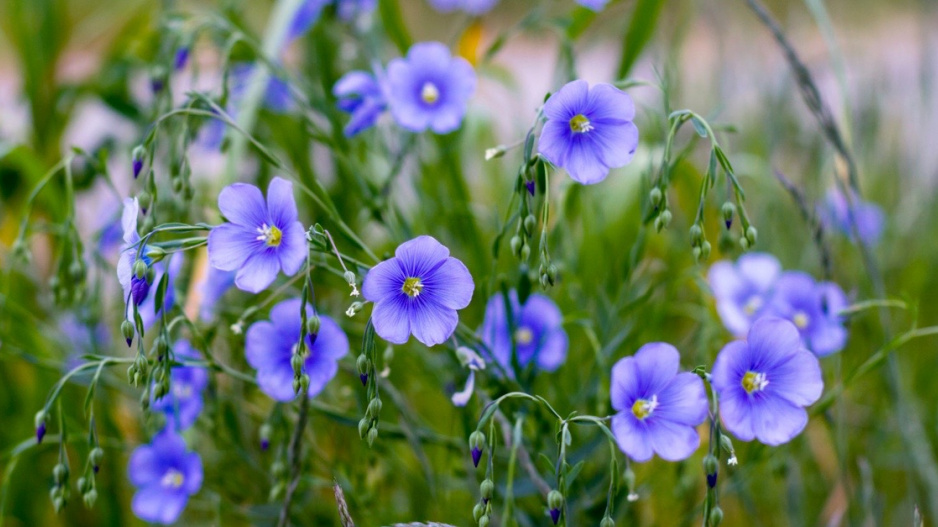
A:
127 352 150 388
76 447 103 508
472 478 495 527
50 462 70 513
649 187 672 233
689 223 712 262
290 342 310 397
47 226 88 307
357 395 382 447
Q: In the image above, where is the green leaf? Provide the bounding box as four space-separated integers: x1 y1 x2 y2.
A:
378 0 412 54
153 272 169 314
691 115 708 138
616 0 665 79
566 7 598 40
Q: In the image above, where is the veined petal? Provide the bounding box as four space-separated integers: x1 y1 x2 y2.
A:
311 315 350 360
767 349 823 406
394 235 450 277
611 412 653 462
132 486 188 525
632 342 681 397
564 140 610 184
266 177 299 227
751 394 808 446
655 372 708 426
609 356 639 412
276 221 308 276
647 418 701 461
362 258 406 303
411 298 458 346
585 83 635 122
451 370 476 407
543 80 589 121
257 366 298 402
128 445 160 487
235 251 280 293
208 224 260 272
371 297 412 344
423 257 474 309
218 183 268 228
718 388 755 441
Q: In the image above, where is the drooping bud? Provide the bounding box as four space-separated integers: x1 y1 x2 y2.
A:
133 259 148 280
523 215 537 236
138 191 152 214
548 490 564 525
721 202 735 229
478 516 490 527
509 236 523 258
745 226 758 245
739 236 750 250
649 187 663 208
689 224 703 246
366 427 378 446
600 516 615 527
299 373 310 394
82 488 97 508
720 435 737 465
654 209 672 232
89 447 104 469
131 145 145 179
473 503 485 522
173 47 189 71
53 463 68 485
703 454 718 488
485 145 506 161
709 506 724 526
306 315 321 345
469 430 485 467
121 320 135 347
480 479 494 502
700 241 712 261
260 424 272 451
520 244 531 262
524 179 535 196
366 398 383 418
35 410 47 444
358 419 369 439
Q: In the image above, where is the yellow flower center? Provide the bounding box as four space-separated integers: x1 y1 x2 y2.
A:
402 277 424 297
421 82 440 105
742 371 769 394
514 327 534 345
743 295 763 316
631 395 658 420
792 311 810 329
161 469 185 489
569 114 594 133
256 223 282 247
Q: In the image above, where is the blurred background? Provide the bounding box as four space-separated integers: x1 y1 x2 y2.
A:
2 0 938 525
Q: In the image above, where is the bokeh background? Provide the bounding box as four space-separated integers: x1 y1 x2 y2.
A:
2 0 938 525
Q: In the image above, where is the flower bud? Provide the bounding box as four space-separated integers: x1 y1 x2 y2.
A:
345 301 363 318
68 261 84 281
478 516 490 527
358 419 369 439
689 224 703 246
131 146 145 179
156 337 169 359
144 245 166 263
524 179 536 196
480 479 494 500
367 427 378 446
469 430 485 467
82 488 97 508
600 516 615 527
709 506 724 526
145 266 156 285
623 466 636 492
700 241 711 261
299 373 310 394
520 244 531 262
523 215 537 236
692 247 701 262
53 464 68 485
703 454 718 488
89 447 104 467
649 187 663 208
260 424 272 451
548 490 563 524
745 226 758 245
138 191 152 213
366 398 383 418
77 477 89 493
473 502 484 522
35 411 47 444
173 47 189 71
721 202 735 229
133 259 148 280
546 264 558 285
739 236 750 250
53 496 65 513
485 145 506 161
292 378 301 395
510 236 523 258
291 353 305 376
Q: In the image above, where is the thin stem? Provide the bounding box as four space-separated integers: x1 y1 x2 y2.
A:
276 394 311 527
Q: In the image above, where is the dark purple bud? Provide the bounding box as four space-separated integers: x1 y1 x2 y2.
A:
174 48 189 71
525 180 535 196
93 465 99 474
724 219 732 230
36 423 46 444
471 446 482 467
707 472 717 488
151 78 164 94
359 373 368 386
482 497 489 505
550 508 560 525
261 439 270 451
132 158 143 179
130 274 151 306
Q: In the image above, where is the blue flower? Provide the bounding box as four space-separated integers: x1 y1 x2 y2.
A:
609 343 708 462
386 42 476 134
479 291 568 377
538 80 639 184
427 0 498 15
712 317 823 445
707 252 782 337
288 0 332 40
574 0 610 11
451 346 486 407
333 69 386 137
117 198 182 331
821 187 885 246
151 341 209 431
337 0 377 20
246 299 349 401
362 235 474 346
128 429 203 525
208 177 308 293
767 271 849 357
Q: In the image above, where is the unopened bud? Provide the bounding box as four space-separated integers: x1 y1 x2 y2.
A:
485 145 506 161
133 259 148 280
473 502 485 522
299 374 310 394
35 411 47 444
366 398 383 418
704 454 718 488
480 479 494 500
600 516 615 527
358 419 369 439
649 187 663 208
520 244 531 262
89 447 104 466
469 430 485 467
709 506 724 526
138 191 152 213
345 301 363 318
53 464 68 485
259 424 271 451
689 224 703 246
745 226 758 245
131 146 145 179
510 236 522 258
700 241 711 261
367 427 378 446
523 215 537 236
82 488 97 508
722 202 735 229
478 516 490 527
53 496 65 513
739 236 750 250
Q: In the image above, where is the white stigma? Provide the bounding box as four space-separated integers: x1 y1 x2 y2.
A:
161 468 185 489
792 310 810 329
421 82 440 104
514 327 534 345
255 223 282 247
743 295 763 316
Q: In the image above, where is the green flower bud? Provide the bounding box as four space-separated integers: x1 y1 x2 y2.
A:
299 374 310 394
739 236 750 250
144 245 166 263
703 454 718 475
709 506 724 526
53 464 68 485
700 241 712 261
523 214 537 236
138 191 152 212
520 244 531 262
68 261 84 281
145 266 155 285
692 247 702 262
82 488 97 508
546 264 558 285
689 224 703 246
721 202 735 228
510 236 523 258
172 177 184 194
623 467 636 491
478 516 490 527
600 516 615 527
366 398 383 418
53 496 65 513
133 259 148 280
367 427 378 446
358 419 369 439
89 447 104 466
473 502 484 522
649 187 663 208
356 354 368 375
480 479 494 500
35 410 47 430
745 226 758 245
547 489 564 510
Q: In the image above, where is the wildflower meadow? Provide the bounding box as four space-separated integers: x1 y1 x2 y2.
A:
2 0 938 525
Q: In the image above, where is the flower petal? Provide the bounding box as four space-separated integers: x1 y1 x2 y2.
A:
394 235 450 277
208 224 260 271
564 140 610 184
611 412 654 462
586 83 636 122
737 253 782 292
362 258 406 303
423 257 474 309
311 315 349 360
276 221 308 276
132 486 188 525
747 317 804 372
610 356 639 412
245 320 289 371
751 394 808 446
411 298 458 346
121 198 139 244
257 365 298 402
235 251 280 293
371 296 412 344
767 348 823 406
267 177 299 228
632 342 681 397
656 372 708 426
543 80 589 121
647 418 701 461
218 182 267 228
718 387 755 441
451 371 475 407
128 444 160 487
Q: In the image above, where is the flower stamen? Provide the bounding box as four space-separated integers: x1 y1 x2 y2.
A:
161 468 185 489
792 311 810 329
421 82 440 105
514 327 534 345
569 114 594 133
256 223 283 247
631 395 658 420
742 371 769 393
402 277 424 297
743 295 763 316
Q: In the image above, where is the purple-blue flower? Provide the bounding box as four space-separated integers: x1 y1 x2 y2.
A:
767 271 848 357
128 429 203 525
337 0 376 20
288 0 331 40
208 177 307 294
198 267 236 321
386 42 476 134
451 346 486 407
174 47 190 71
712 317 823 445
334 70 386 137
151 341 209 431
246 298 349 402
117 198 182 331
609 343 708 462
707 252 782 337
362 235 474 346
537 80 639 184
479 291 568 376
821 187 885 246
427 0 498 15
574 0 610 11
